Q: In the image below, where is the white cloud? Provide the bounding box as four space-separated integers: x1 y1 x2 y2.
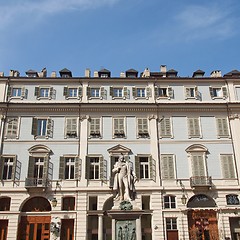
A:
174 3 237 41
0 0 118 30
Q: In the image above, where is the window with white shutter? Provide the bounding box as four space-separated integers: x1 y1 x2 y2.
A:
35 86 55 99
89 118 101 138
191 154 206 177
110 87 129 99
4 117 20 139
113 118 125 138
187 118 201 138
209 86 228 99
159 118 172 138
63 86 82 99
7 86 28 99
137 118 149 138
220 155 235 179
65 118 78 138
216 118 229 138
185 87 199 99
161 155 175 179
154 86 173 99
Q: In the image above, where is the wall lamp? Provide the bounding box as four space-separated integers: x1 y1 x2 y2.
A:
51 197 57 208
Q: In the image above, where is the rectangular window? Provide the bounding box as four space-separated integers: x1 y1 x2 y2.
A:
85 156 105 180
155 87 173 99
159 118 172 138
221 155 235 179
89 118 101 138
185 87 199 99
63 86 82 99
140 157 150 179
91 88 100 98
31 118 53 138
166 218 177 230
7 87 28 99
62 197 75 211
209 86 227 99
26 156 52 187
137 118 149 138
2 157 14 180
216 118 229 138
187 118 201 138
87 87 106 99
59 156 80 180
164 196 176 209
113 118 125 138
161 155 175 179
191 154 206 177
5 117 19 139
135 155 155 180
35 86 54 99
65 118 78 138
110 87 129 99
132 87 151 99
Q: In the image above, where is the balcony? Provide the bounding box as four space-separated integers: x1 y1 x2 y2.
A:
25 178 50 189
190 176 212 188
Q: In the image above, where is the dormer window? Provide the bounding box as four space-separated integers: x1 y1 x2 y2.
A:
98 69 111 78
125 69 138 78
59 68 72 78
25 69 38 78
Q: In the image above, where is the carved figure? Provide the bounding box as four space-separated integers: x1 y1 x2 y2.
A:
112 154 137 201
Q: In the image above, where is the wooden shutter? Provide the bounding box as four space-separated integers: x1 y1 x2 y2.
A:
123 87 129 99
167 87 173 98
13 160 21 184
160 118 171 137
86 86 90 97
132 87 136 98
49 87 53 98
47 119 53 137
48 161 53 181
135 156 140 179
100 87 106 99
110 87 113 96
194 87 199 98
78 87 82 97
161 155 174 179
188 118 200 137
59 156 65 179
31 118 38 136
154 87 159 98
75 157 80 179
7 86 12 97
209 87 214 98
21 87 28 99
191 155 205 177
185 88 190 98
85 156 90 179
11 156 17 179
27 156 35 178
149 156 156 181
222 87 228 98
34 87 40 97
99 156 106 180
42 157 49 180
221 155 235 178
146 87 151 97
217 118 229 137
63 87 69 97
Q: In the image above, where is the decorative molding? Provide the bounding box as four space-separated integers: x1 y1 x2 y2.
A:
229 114 240 120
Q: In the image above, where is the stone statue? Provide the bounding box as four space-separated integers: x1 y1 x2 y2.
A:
112 154 137 201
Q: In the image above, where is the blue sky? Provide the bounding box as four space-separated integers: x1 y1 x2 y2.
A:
0 0 240 77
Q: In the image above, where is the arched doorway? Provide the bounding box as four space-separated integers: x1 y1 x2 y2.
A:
18 197 51 240
187 194 219 240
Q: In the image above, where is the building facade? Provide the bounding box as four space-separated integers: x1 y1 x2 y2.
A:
0 66 240 240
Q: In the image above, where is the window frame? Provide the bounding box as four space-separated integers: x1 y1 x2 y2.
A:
35 86 54 100
31 117 54 139
209 86 228 99
113 117 126 138
64 117 78 139
4 117 20 139
161 154 175 180
216 118 230 138
63 86 82 100
220 154 236 179
185 86 199 100
226 194 240 205
164 195 176 209
132 86 151 99
187 117 202 138
7 86 28 100
59 155 80 180
89 117 102 138
159 117 173 138
166 218 177 230
85 155 105 181
110 86 129 100
136 118 149 138
155 86 173 100
135 155 155 181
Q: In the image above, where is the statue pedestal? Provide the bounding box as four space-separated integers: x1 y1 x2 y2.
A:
108 209 144 240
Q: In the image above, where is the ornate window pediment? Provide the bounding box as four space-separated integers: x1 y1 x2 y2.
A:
28 145 52 156
186 144 208 153
107 144 131 155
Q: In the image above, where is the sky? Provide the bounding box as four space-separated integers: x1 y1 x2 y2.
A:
0 0 240 77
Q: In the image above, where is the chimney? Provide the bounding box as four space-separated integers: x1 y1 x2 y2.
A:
93 71 98 77
160 65 167 77
85 68 91 77
120 72 125 78
51 71 57 77
142 68 150 78
9 70 20 77
210 70 222 78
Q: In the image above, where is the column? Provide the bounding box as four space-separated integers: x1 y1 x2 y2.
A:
98 214 103 240
112 218 116 240
136 217 141 240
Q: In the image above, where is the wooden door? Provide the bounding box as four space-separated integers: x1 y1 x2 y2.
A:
60 219 74 240
167 230 179 240
18 216 50 240
0 220 8 240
